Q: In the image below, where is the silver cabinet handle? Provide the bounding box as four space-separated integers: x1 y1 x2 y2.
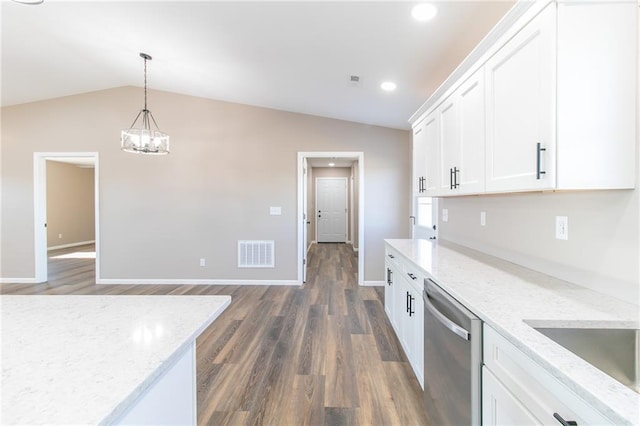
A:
423 290 470 340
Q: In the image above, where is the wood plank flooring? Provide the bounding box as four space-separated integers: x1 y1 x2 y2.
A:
1 243 429 425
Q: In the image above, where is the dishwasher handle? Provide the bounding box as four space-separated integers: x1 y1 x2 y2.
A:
423 289 470 340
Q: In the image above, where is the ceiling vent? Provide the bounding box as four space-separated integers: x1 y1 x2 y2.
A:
348 75 362 87
238 240 275 268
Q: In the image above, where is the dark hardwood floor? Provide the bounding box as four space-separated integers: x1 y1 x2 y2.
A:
1 243 428 425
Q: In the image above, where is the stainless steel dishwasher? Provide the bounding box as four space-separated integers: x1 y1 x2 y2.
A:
423 277 482 425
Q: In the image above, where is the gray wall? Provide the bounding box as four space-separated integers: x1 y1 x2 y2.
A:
46 161 95 248
1 86 411 282
439 189 639 303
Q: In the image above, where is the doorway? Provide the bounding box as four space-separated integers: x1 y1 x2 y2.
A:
33 152 100 283
297 152 364 285
412 196 438 240
316 177 348 243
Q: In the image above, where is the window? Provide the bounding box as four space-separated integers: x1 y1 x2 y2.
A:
417 197 434 228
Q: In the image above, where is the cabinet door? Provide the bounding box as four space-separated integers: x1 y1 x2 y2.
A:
485 3 556 193
384 263 394 320
438 96 459 194
458 68 486 194
483 367 543 426
423 113 440 196
556 1 637 189
407 283 424 389
392 273 408 340
412 121 428 196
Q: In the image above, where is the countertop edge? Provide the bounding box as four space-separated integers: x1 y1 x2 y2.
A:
101 295 232 424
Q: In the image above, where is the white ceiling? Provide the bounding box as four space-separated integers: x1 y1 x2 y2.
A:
1 0 514 130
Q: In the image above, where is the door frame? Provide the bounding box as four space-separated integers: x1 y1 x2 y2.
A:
315 177 348 243
33 152 100 283
297 152 364 285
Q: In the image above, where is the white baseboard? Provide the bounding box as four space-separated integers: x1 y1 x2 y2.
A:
48 240 95 251
362 280 384 287
96 278 301 286
0 277 38 284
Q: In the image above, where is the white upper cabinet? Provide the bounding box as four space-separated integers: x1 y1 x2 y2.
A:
485 3 556 193
413 112 440 196
455 68 486 195
438 95 459 194
410 0 637 196
556 1 637 189
423 112 440 196
412 119 428 196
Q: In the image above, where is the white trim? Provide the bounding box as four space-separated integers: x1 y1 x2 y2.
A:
47 240 95 251
96 278 301 286
362 280 384 287
33 152 100 283
297 152 365 286
0 278 38 284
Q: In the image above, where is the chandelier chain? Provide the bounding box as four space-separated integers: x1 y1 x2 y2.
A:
143 56 148 111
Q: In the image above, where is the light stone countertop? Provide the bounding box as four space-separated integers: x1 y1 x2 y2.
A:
385 238 640 425
1 294 231 425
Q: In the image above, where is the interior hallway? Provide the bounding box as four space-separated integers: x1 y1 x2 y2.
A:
1 243 428 425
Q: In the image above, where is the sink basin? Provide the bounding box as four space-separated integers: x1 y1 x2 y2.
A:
534 327 639 393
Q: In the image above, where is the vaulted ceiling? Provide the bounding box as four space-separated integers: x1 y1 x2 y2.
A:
2 1 513 130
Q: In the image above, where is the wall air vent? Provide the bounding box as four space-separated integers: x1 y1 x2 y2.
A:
238 240 275 268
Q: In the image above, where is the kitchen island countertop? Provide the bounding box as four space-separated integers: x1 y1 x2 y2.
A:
1 294 231 425
386 238 640 425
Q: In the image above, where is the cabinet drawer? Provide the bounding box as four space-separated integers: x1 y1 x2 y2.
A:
385 247 403 272
483 325 613 425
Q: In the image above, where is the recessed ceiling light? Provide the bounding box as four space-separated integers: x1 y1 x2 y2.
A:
11 0 44 4
412 3 438 22
328 163 336 167
381 81 397 92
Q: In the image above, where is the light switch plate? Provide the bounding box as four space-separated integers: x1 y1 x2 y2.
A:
556 216 568 240
270 206 282 216
442 209 449 223
480 211 486 227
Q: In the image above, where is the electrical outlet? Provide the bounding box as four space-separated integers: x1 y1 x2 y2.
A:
58 233 62 239
442 209 449 223
199 258 206 267
480 211 486 227
555 216 568 240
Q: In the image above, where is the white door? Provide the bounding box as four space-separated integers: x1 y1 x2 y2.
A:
316 177 347 243
412 196 437 240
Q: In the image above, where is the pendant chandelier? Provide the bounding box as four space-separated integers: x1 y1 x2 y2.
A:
121 53 170 155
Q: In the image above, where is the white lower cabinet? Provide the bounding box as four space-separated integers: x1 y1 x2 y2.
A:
482 325 613 426
384 247 424 389
398 273 424 388
483 367 542 426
